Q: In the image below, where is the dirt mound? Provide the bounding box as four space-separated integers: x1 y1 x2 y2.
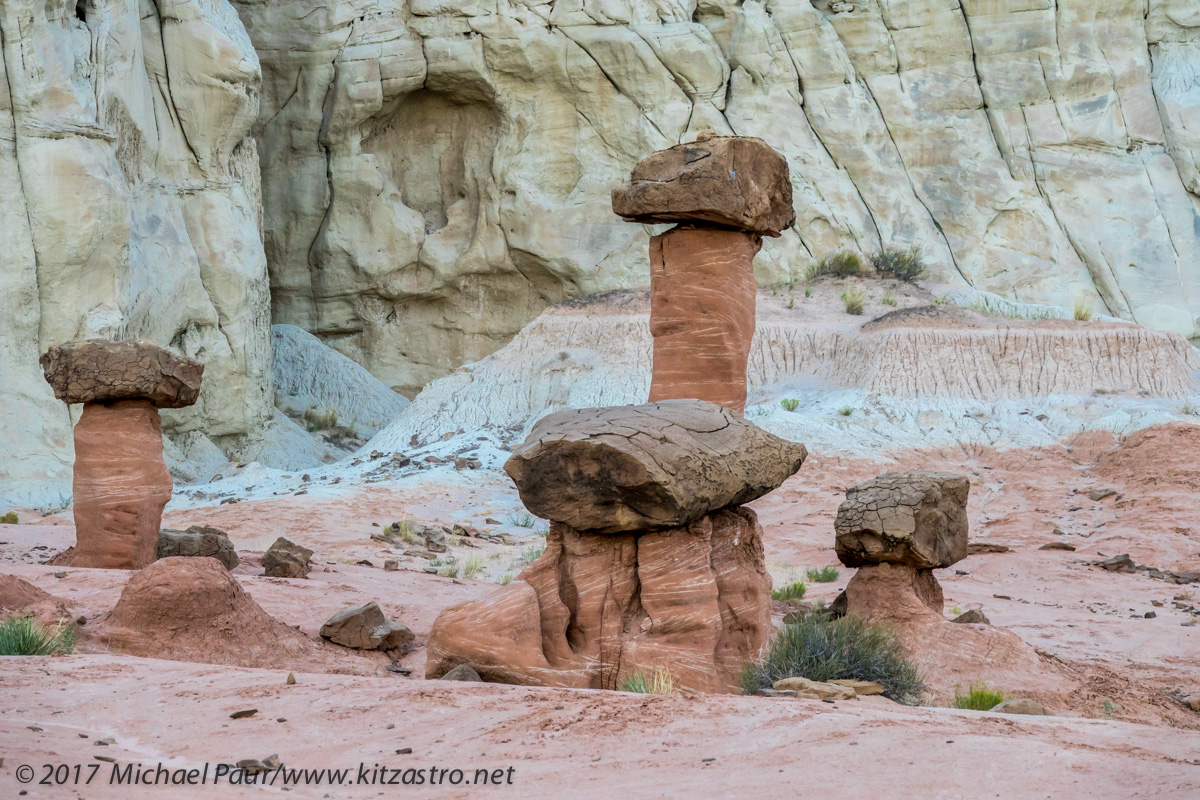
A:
0 574 72 625
1091 422 1200 488
100 557 331 670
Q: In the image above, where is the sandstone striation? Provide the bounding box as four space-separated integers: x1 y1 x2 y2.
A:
612 136 795 236
503 400 807 534
41 340 203 570
647 227 761 412
426 507 772 693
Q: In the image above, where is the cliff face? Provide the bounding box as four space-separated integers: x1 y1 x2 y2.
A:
234 0 1200 395
0 0 271 506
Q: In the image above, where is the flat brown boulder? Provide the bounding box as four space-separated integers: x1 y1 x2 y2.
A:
611 135 795 236
834 471 969 569
426 507 771 693
504 400 807 534
319 601 413 651
158 526 239 570
40 339 203 408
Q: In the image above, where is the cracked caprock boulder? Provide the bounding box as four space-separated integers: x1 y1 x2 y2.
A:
503 400 808 534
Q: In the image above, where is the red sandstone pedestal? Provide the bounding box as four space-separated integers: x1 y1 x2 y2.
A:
71 400 173 569
648 226 761 413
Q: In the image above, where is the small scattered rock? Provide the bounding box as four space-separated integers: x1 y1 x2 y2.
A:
968 542 1012 555
1144 611 1157 619
1039 542 1076 551
286 672 295 685
384 560 399 571
1088 488 1117 501
95 737 115 746
396 748 413 755
484 518 501 525
320 601 414 651
230 709 258 720
386 665 412 675
1182 693 1200 712
1094 554 1136 573
262 537 313 579
757 688 798 698
441 664 482 682
991 698 1049 716
951 609 990 625
94 755 116 763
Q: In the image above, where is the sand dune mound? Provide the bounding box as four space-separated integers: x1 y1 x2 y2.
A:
100 558 332 670
0 574 72 625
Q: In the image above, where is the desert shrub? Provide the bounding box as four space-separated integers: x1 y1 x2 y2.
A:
841 288 864 315
954 683 1005 711
461 555 484 580
303 405 339 431
0 616 75 656
0 511 17 524
780 398 800 413
771 581 807 602
497 574 513 586
740 611 924 704
619 667 675 695
806 566 839 583
880 289 897 306
508 512 536 528
813 251 864 279
839 407 854 417
519 543 545 566
871 248 926 282
1183 401 1199 417
1073 298 1094 321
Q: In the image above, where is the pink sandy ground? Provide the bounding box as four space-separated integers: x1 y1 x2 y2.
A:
2 423 1200 798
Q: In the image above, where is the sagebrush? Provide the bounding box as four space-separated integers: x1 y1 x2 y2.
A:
740 611 924 704
871 248 926 282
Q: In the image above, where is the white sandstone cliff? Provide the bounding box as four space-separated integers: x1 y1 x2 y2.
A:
235 0 1200 397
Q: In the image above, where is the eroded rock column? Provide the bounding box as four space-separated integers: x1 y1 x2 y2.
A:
40 340 204 569
612 134 795 412
426 399 807 693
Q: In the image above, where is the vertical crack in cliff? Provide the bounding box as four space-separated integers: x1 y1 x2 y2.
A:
149 2 201 171
0 14 46 330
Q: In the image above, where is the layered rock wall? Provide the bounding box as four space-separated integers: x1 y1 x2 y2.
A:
234 0 1200 396
0 0 272 507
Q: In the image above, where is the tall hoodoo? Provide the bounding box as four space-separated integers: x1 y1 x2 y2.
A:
40 339 204 570
612 134 795 413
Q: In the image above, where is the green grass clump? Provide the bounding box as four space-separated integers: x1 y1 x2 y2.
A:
817 251 864 278
519 543 545 566
954 683 1005 711
841 288 864 315
0 511 17 524
461 555 484 580
0 616 75 656
771 581 807 602
618 667 675 694
740 611 924 704
780 398 800 413
1073 298 1094 321
871 248 926 282
806 565 839 583
497 574 513 586
838 407 854 417
880 289 897 306
303 405 339 431
508 512 536 528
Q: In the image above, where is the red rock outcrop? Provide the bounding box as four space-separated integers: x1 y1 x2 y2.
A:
647 227 761 413
426 507 772 693
40 339 203 570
